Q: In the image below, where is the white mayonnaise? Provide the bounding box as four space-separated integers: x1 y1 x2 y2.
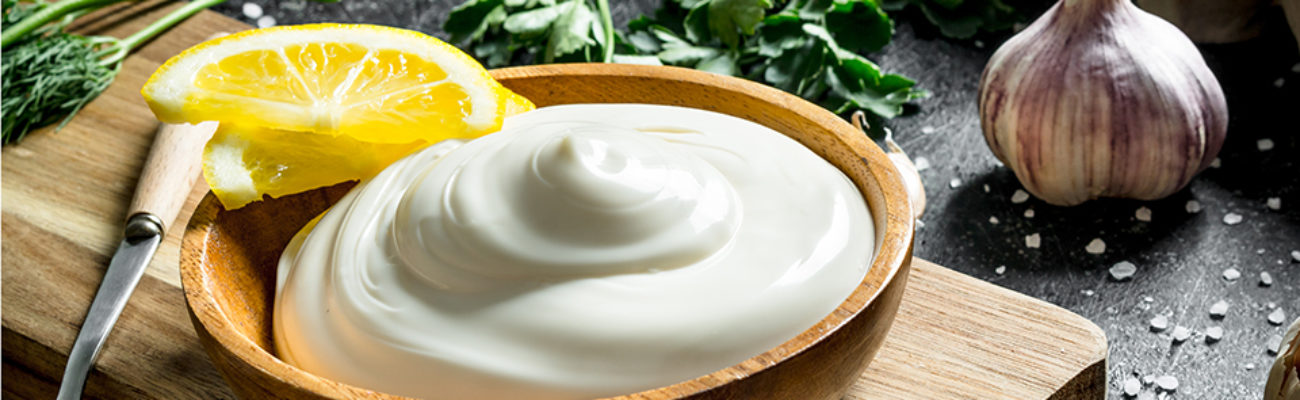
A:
274 104 874 399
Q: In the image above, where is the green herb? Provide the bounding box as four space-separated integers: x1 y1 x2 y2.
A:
446 0 926 124
2 0 226 145
879 0 1040 39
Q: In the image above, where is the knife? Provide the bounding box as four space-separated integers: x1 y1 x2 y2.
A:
57 120 219 400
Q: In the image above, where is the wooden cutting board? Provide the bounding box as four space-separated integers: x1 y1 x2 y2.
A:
0 2 1107 399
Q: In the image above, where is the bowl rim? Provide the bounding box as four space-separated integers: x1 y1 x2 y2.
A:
181 63 915 399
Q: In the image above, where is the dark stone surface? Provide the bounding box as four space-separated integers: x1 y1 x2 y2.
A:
213 1 1300 398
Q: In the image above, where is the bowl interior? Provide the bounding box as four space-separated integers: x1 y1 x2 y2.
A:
182 64 914 399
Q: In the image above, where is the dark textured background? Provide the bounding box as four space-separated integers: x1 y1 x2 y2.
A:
210 1 1300 398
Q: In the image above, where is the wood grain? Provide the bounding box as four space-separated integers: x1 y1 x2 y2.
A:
0 3 1106 399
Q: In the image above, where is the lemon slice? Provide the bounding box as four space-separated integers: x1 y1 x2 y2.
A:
143 24 528 144
202 124 428 209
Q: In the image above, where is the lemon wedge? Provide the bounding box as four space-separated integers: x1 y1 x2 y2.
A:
143 23 529 144
141 24 535 209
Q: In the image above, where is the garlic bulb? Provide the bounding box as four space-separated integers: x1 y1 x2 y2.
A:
1265 318 1299 400
978 0 1228 206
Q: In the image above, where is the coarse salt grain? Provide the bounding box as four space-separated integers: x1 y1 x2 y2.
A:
1258 138 1275 151
1267 197 1281 210
1268 308 1286 325
983 184 990 193
1276 78 1286 88
995 265 1006 275
974 40 985 49
1210 300 1229 317
1123 377 1141 396
1245 363 1255 371
1222 268 1241 281
1210 158 1221 168
1223 213 1243 225
242 2 263 18
1136 207 1152 222
1085 238 1106 254
1269 336 1283 355
914 157 930 171
256 15 276 28
1144 296 1154 303
1293 63 1300 73
1185 200 1202 213
1082 289 1094 296
1023 208 1035 218
1155 375 1178 391
1025 234 1041 248
1292 250 1300 263
1260 272 1273 286
989 216 1000 224
1149 315 1168 332
1110 261 1137 281
1205 326 1223 342
1172 326 1190 342
920 125 936 134
1011 189 1030 204
949 178 962 188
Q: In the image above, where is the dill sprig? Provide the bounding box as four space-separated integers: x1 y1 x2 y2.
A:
1 0 224 145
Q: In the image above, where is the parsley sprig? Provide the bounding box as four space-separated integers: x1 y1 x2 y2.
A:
445 0 926 122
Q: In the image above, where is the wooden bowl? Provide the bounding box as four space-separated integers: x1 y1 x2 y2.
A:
181 64 915 400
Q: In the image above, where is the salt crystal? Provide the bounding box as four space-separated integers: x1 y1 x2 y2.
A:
1268 308 1286 325
1205 326 1223 342
1292 250 1300 262
1135 207 1152 222
989 216 1000 224
920 125 936 134
1025 234 1041 248
1222 268 1241 281
1024 209 1035 218
1144 296 1154 303
1171 326 1190 342
1011 189 1030 204
1142 375 1155 385
1082 289 1094 296
983 184 990 193
1224 213 1243 225
913 157 930 171
1085 238 1106 254
1149 315 1168 332
1245 363 1256 371
1260 272 1273 287
1267 197 1281 210
995 265 1006 275
1210 158 1221 168
1185 200 1202 213
974 40 985 49
1276 78 1286 88
1155 375 1179 391
1258 138 1275 151
1270 302 1278 309
1209 300 1229 317
242 2 263 18
949 178 962 188
1110 261 1137 281
1270 335 1284 355
256 15 276 28
1293 63 1300 73
1123 377 1141 396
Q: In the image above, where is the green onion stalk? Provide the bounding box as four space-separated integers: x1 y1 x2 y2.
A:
1 0 225 145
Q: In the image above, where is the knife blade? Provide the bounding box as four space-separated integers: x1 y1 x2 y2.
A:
56 121 218 400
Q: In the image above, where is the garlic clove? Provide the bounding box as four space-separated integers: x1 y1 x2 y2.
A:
851 111 926 219
1265 317 1300 400
978 0 1227 206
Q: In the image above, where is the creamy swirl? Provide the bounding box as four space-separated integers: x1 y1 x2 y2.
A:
274 104 874 399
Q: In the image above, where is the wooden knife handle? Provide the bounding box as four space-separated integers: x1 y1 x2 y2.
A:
126 121 219 234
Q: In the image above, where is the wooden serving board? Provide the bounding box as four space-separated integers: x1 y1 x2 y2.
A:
0 3 1107 399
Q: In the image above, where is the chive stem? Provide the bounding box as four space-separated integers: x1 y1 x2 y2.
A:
1 0 127 48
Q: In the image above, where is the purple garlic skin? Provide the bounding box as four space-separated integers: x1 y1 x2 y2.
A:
978 0 1228 206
